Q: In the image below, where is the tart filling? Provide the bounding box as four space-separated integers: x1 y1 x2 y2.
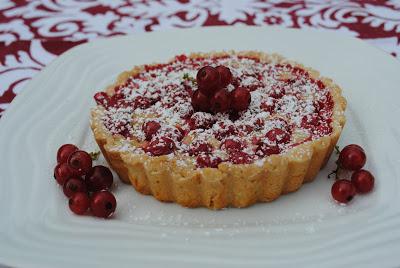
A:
95 53 335 168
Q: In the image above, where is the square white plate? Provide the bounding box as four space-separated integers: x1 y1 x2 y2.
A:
1 26 400 267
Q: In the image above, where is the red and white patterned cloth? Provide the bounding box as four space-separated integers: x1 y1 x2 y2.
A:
1 0 400 118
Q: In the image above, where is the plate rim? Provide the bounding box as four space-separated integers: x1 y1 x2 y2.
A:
1 26 400 268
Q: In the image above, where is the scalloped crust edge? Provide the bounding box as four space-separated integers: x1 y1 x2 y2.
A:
90 51 346 209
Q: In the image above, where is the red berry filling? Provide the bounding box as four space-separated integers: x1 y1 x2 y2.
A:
260 100 275 114
229 151 253 165
196 154 222 168
221 138 243 152
188 142 212 156
269 87 285 99
94 92 110 107
215 123 238 140
134 96 152 109
256 142 281 157
187 112 216 129
142 121 161 141
301 114 320 129
94 55 335 166
144 137 175 156
265 128 291 144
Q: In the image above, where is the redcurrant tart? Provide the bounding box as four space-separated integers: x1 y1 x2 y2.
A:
85 165 114 192
351 169 374 194
90 190 117 218
57 144 78 164
338 144 366 171
90 51 347 209
331 179 356 204
68 150 93 176
69 192 90 215
231 87 251 112
63 178 88 198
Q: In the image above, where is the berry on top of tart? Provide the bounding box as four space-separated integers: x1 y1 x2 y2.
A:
90 51 346 209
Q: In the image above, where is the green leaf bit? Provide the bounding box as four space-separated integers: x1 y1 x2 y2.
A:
89 151 101 161
183 73 196 84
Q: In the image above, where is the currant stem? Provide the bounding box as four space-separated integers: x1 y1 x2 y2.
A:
89 151 100 161
328 169 338 179
183 73 196 84
328 146 341 179
328 160 339 179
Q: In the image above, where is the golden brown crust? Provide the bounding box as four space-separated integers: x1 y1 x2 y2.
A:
90 51 346 209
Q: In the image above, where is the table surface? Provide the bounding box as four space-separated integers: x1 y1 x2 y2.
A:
1 0 399 118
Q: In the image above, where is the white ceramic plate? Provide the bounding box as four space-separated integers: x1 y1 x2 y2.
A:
1 26 400 268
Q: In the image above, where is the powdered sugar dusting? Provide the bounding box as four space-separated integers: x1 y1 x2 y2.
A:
95 54 334 168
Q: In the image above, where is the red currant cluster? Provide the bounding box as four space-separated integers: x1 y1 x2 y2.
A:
54 144 117 218
191 65 251 114
331 144 375 204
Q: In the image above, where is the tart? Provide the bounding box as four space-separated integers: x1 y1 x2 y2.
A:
90 51 346 209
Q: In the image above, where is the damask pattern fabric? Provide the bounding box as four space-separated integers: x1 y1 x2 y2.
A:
1 0 399 117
